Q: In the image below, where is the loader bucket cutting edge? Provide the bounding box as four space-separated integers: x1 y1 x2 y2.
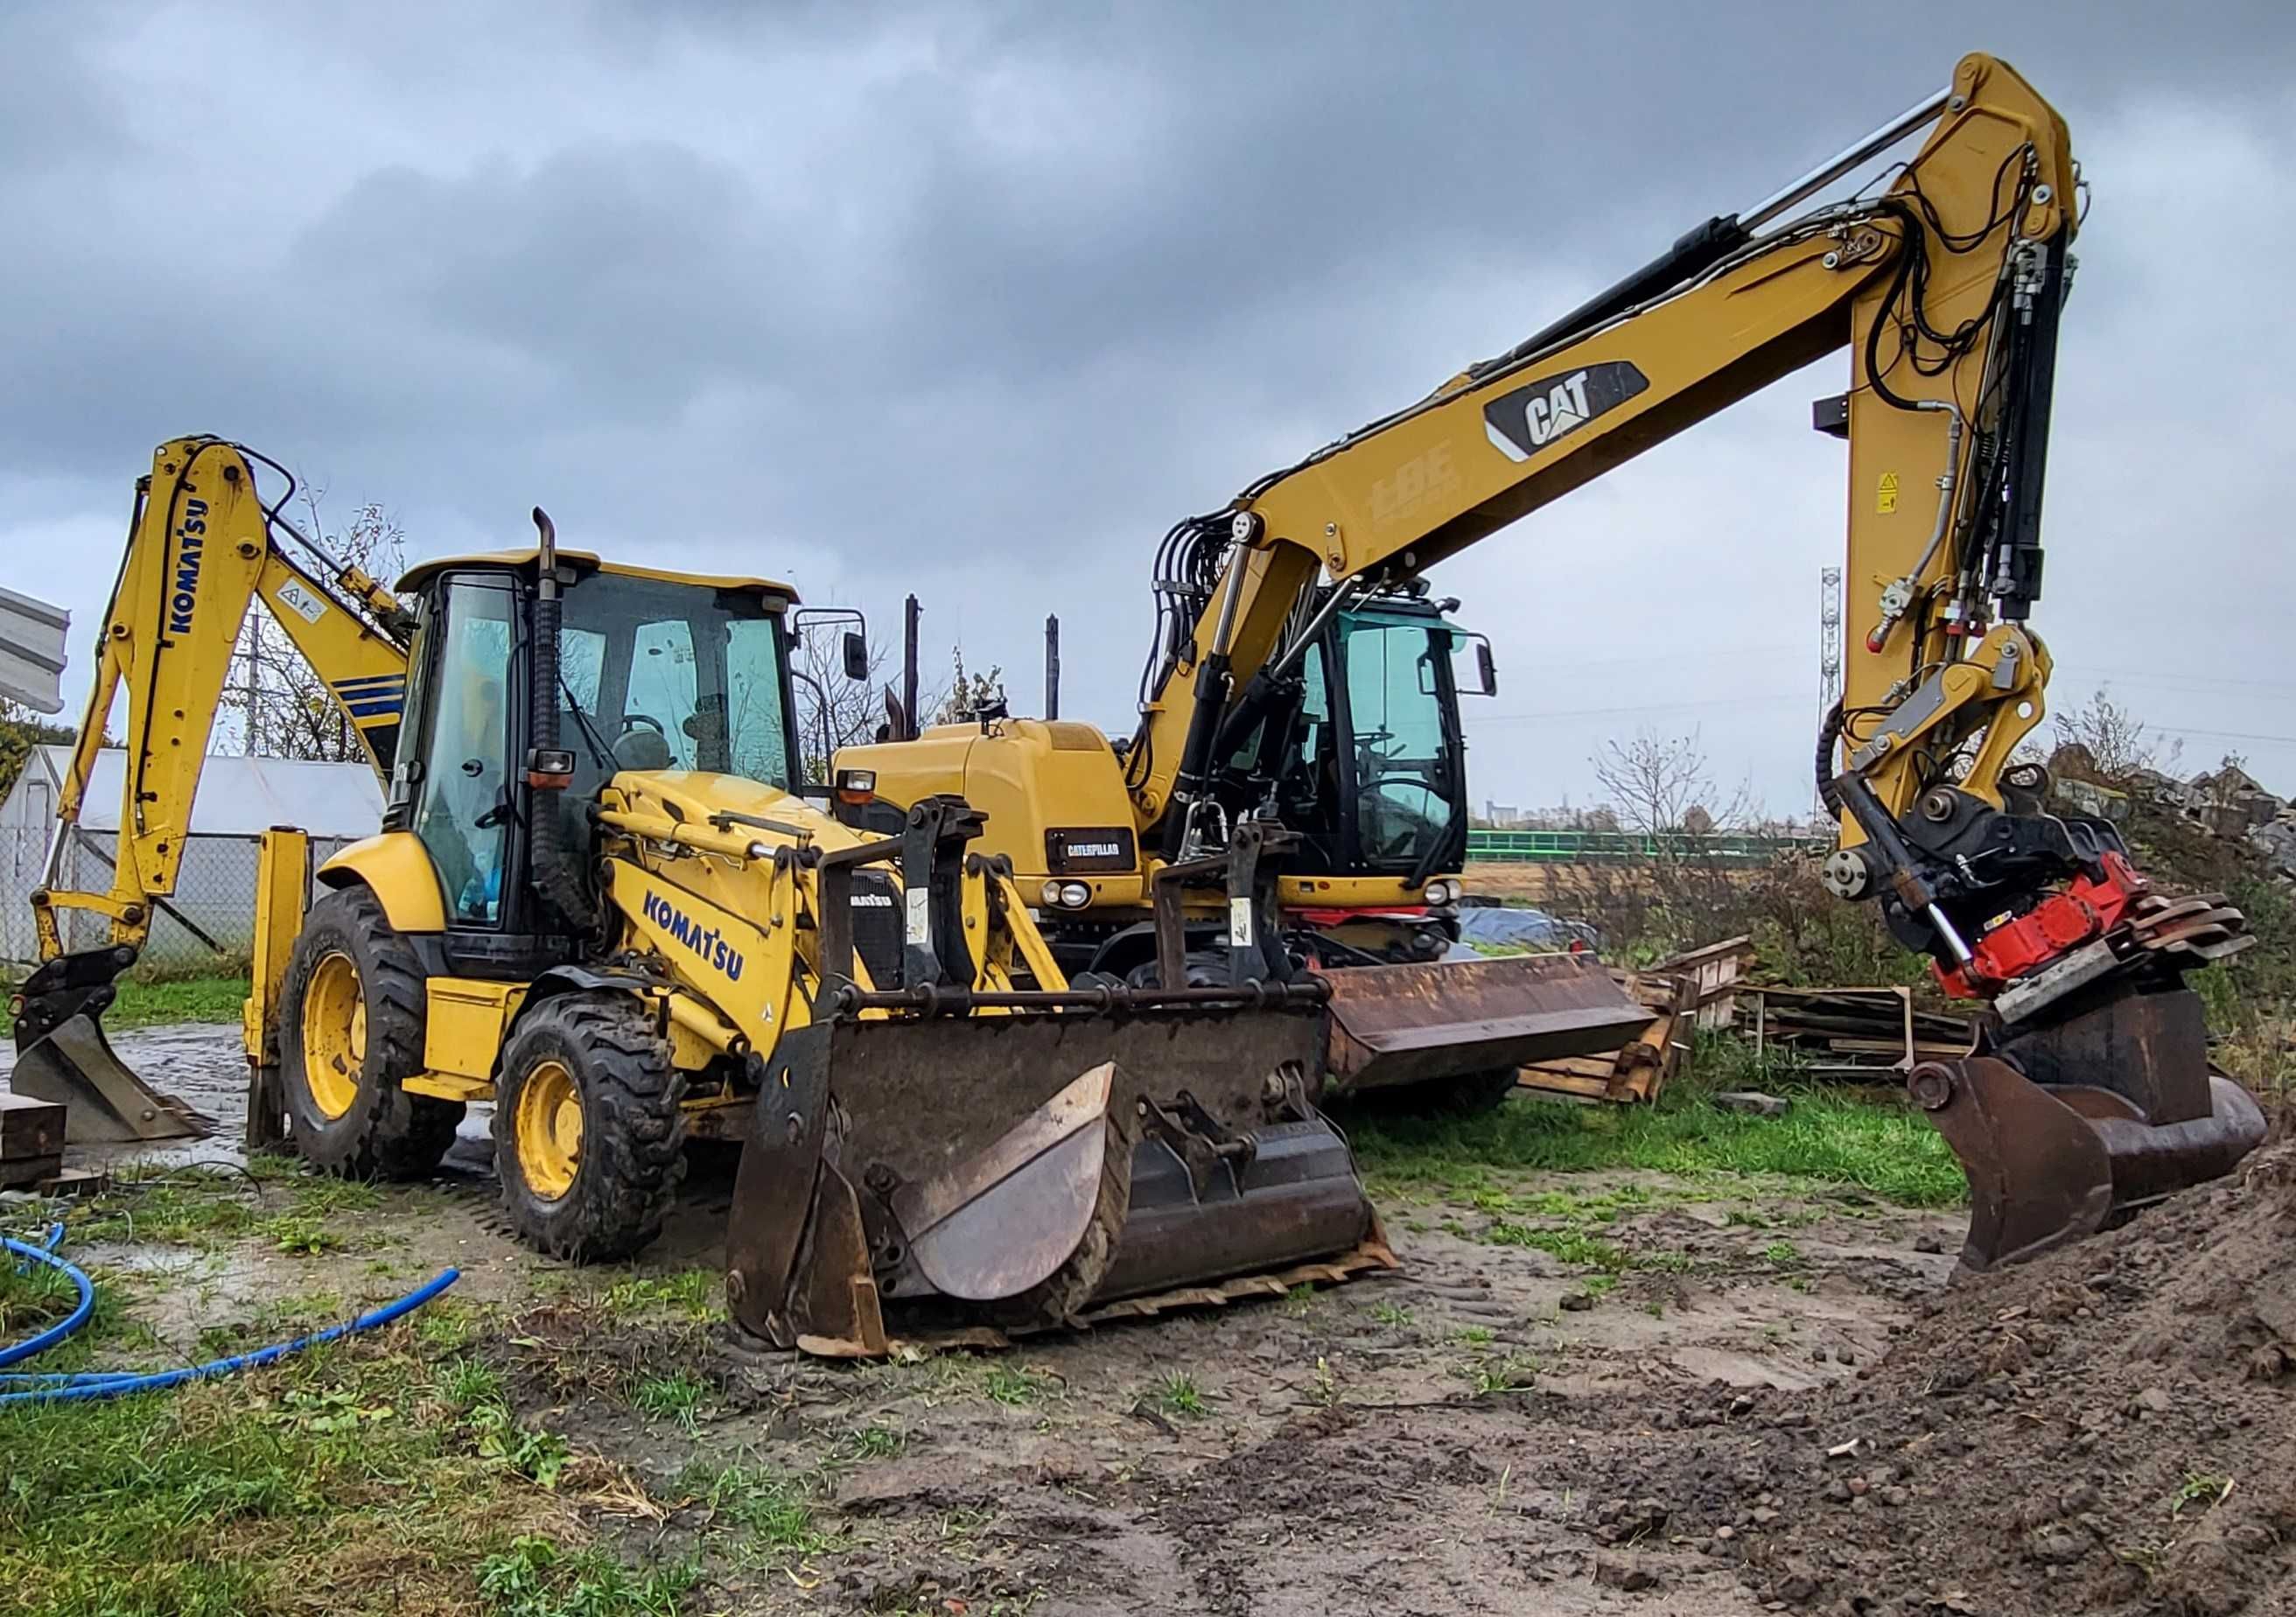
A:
1318 953 1654 1094
10 972 211 1145
726 1004 1377 1354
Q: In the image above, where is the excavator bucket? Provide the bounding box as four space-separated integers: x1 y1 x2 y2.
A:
9 950 211 1144
1318 952 1655 1097
1908 984 2264 1270
726 997 1391 1355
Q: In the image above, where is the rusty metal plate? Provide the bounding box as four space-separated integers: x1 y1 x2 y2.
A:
10 1014 211 1144
1319 954 1654 1093
1909 1055 2113 1271
725 1031 835 1344
900 1065 1116 1303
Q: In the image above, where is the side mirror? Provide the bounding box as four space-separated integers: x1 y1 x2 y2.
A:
1475 640 1498 697
841 631 870 682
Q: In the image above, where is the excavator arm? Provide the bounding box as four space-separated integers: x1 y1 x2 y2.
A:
13 437 413 1139
1131 53 2261 1263
1140 55 2068 865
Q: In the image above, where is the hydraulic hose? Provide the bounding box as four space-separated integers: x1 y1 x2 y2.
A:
1815 699 1847 817
0 1237 458 1406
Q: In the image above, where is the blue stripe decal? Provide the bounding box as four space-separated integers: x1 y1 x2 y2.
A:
343 698 404 718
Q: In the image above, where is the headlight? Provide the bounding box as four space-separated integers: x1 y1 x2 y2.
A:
1423 879 1453 906
1040 880 1064 906
1058 881 1092 908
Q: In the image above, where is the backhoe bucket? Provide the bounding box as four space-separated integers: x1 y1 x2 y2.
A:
1908 984 2264 1271
1319 953 1654 1096
10 951 211 1144
726 1000 1391 1355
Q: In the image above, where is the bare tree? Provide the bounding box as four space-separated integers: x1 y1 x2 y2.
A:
1586 727 1755 950
2050 688 2180 782
791 625 892 780
220 490 409 762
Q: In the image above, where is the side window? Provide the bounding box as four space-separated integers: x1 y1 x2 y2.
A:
412 581 514 925
722 619 788 785
626 620 699 769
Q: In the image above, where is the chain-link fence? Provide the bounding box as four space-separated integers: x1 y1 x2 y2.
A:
0 825 361 976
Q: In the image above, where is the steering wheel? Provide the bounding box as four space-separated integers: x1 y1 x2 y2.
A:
618 713 667 737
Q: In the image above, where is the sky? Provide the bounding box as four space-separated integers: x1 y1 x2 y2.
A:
5 2 2292 817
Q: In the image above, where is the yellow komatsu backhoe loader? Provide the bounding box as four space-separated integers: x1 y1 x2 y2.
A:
14 438 1391 1354
842 52 2266 1268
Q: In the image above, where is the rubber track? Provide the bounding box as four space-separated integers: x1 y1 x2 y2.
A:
494 992 686 1263
284 886 462 1180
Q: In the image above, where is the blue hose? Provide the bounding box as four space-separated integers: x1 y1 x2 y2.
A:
0 1237 95 1370
0 1230 458 1407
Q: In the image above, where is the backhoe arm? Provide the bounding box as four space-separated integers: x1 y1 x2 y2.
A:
1139 55 2073 883
32 437 411 960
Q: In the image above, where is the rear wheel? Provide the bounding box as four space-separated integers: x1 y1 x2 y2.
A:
493 993 686 1262
280 886 465 1178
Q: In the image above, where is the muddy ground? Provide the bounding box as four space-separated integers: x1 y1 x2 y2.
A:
6 1026 2292 1615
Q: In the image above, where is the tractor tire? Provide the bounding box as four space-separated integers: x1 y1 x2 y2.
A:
493 992 686 1263
279 886 465 1179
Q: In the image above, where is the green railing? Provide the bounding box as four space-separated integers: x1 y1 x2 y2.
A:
1465 829 1825 865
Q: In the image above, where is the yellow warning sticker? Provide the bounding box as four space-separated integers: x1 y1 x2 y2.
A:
1876 472 1900 514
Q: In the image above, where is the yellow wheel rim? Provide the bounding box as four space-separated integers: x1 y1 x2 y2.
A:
515 1059 584 1201
300 950 366 1121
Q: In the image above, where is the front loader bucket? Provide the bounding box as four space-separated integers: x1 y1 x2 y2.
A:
726 1002 1390 1355
1908 985 2264 1271
1319 953 1654 1096
9 951 211 1145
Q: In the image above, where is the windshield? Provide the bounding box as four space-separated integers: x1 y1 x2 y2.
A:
559 573 794 788
1340 614 1463 869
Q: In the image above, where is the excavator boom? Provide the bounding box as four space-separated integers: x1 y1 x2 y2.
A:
11 438 412 1142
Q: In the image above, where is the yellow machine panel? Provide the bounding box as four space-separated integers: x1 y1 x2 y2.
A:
318 832 447 934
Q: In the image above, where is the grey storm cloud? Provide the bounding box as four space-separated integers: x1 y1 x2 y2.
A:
5 1 2294 810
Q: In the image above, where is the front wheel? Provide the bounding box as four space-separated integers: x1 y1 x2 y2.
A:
493 992 686 1262
279 886 464 1179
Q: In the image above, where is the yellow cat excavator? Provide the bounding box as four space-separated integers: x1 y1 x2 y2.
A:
842 51 2265 1268
13 438 1391 1354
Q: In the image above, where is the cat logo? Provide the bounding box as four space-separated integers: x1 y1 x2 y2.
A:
1482 360 1649 463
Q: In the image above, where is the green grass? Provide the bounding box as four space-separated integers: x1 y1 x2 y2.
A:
633 1371 708 1432
677 1460 830 1559
476 1536 697 1617
598 1270 725 1323
1156 1371 1208 1418
983 1363 1052 1407
0 1328 609 1615
1483 1222 1632 1270
0 973 252 1035
1354 1034 1964 1209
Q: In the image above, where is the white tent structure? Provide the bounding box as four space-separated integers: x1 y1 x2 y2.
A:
1 748 385 971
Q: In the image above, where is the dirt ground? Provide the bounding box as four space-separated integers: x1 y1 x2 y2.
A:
6 1026 2292 1615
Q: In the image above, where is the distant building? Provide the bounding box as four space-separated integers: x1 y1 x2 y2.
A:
0 748 384 971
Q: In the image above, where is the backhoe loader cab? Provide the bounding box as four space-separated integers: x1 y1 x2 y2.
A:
382 549 803 951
